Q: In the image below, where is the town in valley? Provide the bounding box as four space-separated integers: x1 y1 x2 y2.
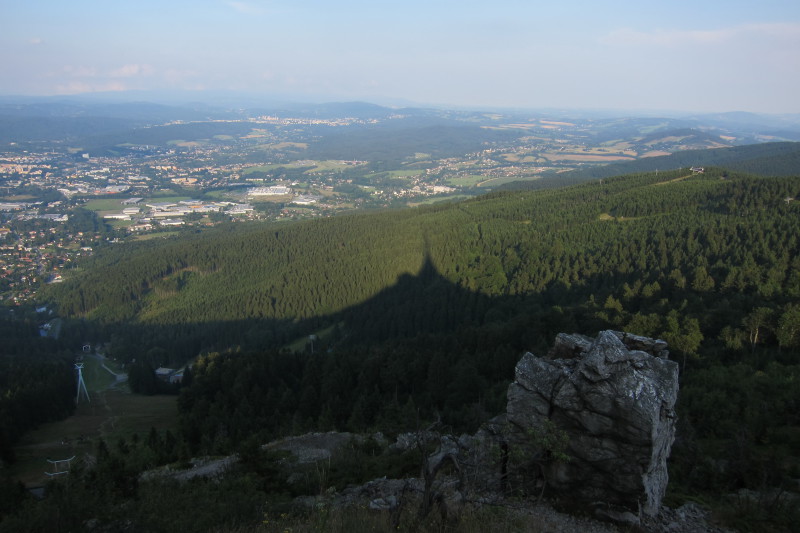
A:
2 100 798 305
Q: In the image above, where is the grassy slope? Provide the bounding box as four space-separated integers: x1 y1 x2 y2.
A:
10 355 177 487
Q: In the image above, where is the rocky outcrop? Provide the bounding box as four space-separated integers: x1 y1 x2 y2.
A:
224 331 682 528
506 330 679 517
263 431 370 464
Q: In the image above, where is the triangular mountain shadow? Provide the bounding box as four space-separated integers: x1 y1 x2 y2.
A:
87 246 512 365
123 247 602 439
334 251 493 343
83 232 603 366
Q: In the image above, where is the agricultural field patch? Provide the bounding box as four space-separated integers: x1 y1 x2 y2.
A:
242 164 282 174
106 219 134 229
408 194 472 206
644 135 690 145
251 197 291 206
242 129 271 139
476 176 541 188
382 170 424 178
1 194 37 201
445 174 489 187
543 152 636 162
167 140 203 147
83 198 129 213
267 142 308 150
501 153 542 163
304 160 353 172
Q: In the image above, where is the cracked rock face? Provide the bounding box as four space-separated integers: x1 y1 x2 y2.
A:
507 330 679 517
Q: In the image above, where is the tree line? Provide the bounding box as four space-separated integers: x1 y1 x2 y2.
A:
0 313 75 464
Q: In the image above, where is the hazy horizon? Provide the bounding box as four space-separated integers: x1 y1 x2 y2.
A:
3 1 799 114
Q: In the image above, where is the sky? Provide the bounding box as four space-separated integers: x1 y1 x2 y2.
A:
2 0 799 113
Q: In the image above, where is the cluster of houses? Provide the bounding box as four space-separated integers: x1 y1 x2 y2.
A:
0 227 97 304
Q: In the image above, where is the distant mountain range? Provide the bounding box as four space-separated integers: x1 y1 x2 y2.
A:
2 96 799 175
2 94 799 131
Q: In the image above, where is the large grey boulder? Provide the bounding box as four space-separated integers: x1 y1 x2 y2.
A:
507 330 679 517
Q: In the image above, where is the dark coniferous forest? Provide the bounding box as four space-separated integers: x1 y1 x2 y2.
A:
3 165 800 531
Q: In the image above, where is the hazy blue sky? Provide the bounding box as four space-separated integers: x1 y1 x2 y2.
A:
2 0 799 113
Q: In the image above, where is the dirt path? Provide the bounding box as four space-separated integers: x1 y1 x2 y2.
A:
654 174 693 186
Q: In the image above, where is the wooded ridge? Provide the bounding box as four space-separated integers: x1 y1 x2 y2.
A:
3 165 798 531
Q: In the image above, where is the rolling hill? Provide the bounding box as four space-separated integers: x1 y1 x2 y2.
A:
498 141 800 191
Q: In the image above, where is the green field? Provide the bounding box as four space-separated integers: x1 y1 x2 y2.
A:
303 160 350 172
389 170 424 178
107 219 134 230
242 164 283 175
79 355 119 392
17 352 137 479
0 194 37 201
204 190 243 201
84 196 190 214
445 174 489 187
370 170 423 179
408 194 472 206
166 140 205 147
83 198 127 213
476 176 541 188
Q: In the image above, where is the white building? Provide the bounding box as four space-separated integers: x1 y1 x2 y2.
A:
248 186 291 196
292 195 321 205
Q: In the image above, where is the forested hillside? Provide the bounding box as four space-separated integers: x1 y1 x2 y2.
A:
49 167 800 348
31 167 800 530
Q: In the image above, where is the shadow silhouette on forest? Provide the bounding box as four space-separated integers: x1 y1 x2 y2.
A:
68 252 509 363
64 244 690 373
